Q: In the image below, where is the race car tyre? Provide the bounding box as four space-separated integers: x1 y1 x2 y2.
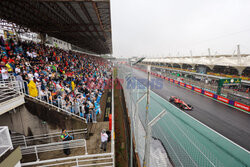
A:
179 104 184 109
169 97 174 102
188 104 193 110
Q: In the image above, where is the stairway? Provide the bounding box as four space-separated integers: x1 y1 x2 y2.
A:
0 82 25 115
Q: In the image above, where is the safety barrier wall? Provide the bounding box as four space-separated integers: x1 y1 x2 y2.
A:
135 67 250 113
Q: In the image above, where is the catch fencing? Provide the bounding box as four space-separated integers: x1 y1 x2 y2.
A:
117 64 250 167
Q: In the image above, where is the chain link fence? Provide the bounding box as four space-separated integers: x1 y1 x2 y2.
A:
117 64 250 167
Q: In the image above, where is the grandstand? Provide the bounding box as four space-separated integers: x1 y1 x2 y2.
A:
141 52 250 79
137 50 250 101
0 0 114 166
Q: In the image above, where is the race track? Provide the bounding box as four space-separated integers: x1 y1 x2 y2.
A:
132 68 250 151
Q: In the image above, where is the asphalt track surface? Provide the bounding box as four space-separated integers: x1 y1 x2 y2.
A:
132 68 250 151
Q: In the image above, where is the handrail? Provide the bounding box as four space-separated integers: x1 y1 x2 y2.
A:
0 80 23 103
11 128 87 140
21 139 86 154
11 129 88 147
11 131 86 146
21 153 114 167
21 139 88 162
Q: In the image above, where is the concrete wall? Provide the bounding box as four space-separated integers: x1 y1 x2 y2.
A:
0 98 86 136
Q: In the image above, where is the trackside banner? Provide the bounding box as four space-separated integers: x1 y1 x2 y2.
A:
204 91 214 98
180 82 185 87
217 96 229 104
234 101 250 112
194 87 202 93
186 84 193 90
134 66 250 113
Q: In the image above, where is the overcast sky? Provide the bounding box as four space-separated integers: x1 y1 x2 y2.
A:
111 0 250 58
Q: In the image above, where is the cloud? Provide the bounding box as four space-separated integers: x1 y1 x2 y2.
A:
111 0 250 57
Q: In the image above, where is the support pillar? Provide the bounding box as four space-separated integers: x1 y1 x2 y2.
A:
235 66 245 76
39 33 46 44
237 44 242 65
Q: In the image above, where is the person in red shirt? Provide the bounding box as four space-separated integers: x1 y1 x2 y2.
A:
2 56 8 64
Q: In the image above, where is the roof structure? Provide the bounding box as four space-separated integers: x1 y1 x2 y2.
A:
0 0 112 54
143 54 250 67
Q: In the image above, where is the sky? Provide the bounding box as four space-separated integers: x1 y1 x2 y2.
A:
111 0 250 58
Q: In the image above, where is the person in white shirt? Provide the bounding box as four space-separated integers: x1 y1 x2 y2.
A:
28 71 34 81
26 51 32 58
40 89 47 101
100 129 108 152
15 66 21 74
1 67 9 80
32 51 37 58
34 71 39 79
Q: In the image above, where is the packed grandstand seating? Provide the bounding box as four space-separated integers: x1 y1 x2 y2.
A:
0 36 112 122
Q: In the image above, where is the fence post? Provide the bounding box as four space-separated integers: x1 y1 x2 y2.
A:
34 146 39 161
143 65 151 167
144 109 167 167
23 135 27 148
85 140 88 155
135 91 146 153
76 157 79 167
129 74 134 167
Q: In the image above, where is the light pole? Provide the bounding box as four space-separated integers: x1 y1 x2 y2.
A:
143 65 151 167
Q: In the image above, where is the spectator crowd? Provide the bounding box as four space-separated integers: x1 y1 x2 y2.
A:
0 36 112 122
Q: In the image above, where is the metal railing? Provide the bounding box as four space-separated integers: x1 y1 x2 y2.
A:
11 128 88 147
21 139 87 162
0 80 23 102
0 126 13 158
21 153 114 167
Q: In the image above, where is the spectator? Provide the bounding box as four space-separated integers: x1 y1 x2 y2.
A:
60 129 73 155
1 66 9 80
100 129 108 152
0 38 112 121
28 80 38 97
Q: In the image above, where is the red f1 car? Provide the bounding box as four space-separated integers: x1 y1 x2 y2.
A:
169 96 193 110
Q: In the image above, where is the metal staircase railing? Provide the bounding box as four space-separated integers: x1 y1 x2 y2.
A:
0 80 23 103
21 139 88 162
11 128 88 147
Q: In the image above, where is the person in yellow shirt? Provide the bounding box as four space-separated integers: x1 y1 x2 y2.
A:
5 63 12 72
28 80 38 97
71 81 75 91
